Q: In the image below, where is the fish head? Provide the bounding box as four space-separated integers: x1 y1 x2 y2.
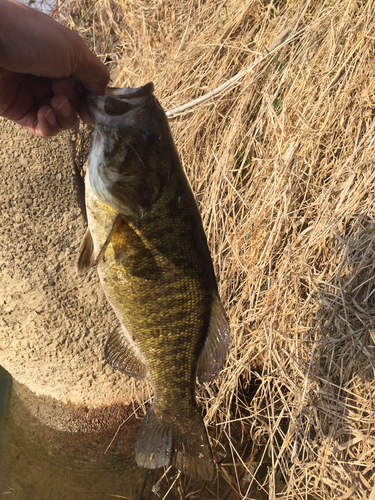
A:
85 83 175 220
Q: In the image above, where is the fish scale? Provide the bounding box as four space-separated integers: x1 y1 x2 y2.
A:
78 83 230 481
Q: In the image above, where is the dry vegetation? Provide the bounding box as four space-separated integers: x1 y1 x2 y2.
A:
50 0 375 498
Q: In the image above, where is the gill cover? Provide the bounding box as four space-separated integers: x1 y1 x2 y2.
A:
85 83 171 221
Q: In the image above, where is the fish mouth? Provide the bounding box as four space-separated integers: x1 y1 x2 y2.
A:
85 82 155 123
107 82 154 99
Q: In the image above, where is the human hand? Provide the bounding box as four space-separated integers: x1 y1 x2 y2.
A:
0 0 110 137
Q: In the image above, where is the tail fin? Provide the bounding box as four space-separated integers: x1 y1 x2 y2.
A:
135 406 215 482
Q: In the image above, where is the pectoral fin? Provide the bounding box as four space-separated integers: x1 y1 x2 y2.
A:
105 325 148 380
77 228 95 275
197 294 230 384
77 215 125 275
110 221 161 280
94 214 124 266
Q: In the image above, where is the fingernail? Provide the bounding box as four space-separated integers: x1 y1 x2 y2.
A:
57 98 71 118
45 109 56 126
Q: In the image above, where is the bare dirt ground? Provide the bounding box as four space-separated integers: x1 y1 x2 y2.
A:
0 117 146 418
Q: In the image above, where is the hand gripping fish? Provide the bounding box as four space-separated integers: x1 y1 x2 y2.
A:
77 83 230 481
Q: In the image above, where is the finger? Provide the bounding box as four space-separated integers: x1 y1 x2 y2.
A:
78 101 94 125
52 77 80 108
51 94 78 130
73 44 110 95
34 105 62 138
74 63 110 95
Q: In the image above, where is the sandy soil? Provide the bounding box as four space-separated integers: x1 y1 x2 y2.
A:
0 117 145 414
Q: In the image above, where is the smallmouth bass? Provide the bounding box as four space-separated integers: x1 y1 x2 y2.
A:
77 83 230 481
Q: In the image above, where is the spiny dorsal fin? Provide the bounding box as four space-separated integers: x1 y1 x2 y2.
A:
104 325 148 380
76 228 95 275
197 294 230 384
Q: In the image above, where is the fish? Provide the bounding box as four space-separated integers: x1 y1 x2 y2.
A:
77 83 230 481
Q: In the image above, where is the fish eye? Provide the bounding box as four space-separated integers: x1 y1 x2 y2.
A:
142 128 156 146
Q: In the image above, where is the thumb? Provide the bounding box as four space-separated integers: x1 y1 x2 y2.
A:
73 54 110 95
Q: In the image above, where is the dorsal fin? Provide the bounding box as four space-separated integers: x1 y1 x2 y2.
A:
197 294 230 384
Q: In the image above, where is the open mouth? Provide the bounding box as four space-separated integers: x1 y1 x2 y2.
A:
107 82 154 98
85 83 155 118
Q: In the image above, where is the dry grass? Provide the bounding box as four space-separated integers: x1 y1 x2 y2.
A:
54 0 375 498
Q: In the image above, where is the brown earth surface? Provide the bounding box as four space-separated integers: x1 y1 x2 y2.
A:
0 117 146 416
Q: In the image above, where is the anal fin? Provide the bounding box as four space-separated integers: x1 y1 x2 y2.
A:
197 294 230 384
104 325 148 380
